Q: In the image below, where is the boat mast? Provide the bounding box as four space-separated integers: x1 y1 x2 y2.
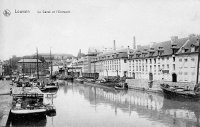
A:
37 48 39 79
23 57 24 79
50 48 53 78
196 37 200 85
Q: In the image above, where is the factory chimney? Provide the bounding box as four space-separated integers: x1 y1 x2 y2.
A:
113 40 116 50
133 36 136 50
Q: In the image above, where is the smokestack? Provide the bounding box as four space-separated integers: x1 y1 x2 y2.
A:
133 36 136 50
113 40 116 50
127 46 130 54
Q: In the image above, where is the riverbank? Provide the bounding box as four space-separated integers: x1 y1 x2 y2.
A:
126 79 195 94
81 78 194 95
0 80 13 127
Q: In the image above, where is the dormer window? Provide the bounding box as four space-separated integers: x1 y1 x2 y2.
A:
149 48 155 56
191 44 196 52
157 47 164 56
191 47 195 52
181 47 185 53
182 47 189 53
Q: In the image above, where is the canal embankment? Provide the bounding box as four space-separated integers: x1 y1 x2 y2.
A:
126 79 195 93
0 80 13 127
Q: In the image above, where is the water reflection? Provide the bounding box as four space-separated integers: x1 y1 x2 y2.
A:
8 81 200 127
9 114 47 127
66 83 200 127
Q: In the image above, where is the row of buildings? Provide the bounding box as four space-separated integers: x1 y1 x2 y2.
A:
1 34 200 84
71 34 200 83
0 53 74 76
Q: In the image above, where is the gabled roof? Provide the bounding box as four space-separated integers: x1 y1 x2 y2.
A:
176 36 198 54
129 37 188 59
18 59 42 63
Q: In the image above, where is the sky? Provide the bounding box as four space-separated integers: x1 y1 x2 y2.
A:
0 0 200 60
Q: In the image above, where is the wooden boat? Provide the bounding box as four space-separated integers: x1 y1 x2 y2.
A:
40 81 59 91
160 83 200 99
114 82 128 90
75 78 84 84
11 87 47 116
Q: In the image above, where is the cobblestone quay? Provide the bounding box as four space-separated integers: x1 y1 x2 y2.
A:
0 80 13 127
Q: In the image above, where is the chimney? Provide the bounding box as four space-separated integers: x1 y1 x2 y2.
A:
127 46 130 58
127 46 130 53
113 40 116 50
133 36 136 50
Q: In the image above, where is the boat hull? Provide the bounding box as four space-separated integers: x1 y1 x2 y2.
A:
160 84 200 100
114 86 128 90
11 109 46 116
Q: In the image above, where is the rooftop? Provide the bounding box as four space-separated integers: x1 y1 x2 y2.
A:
18 59 42 63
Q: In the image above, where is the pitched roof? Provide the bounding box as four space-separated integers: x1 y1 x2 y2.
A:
129 37 188 59
18 59 42 63
176 35 198 54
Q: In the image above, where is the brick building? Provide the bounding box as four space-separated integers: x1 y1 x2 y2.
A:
18 59 42 75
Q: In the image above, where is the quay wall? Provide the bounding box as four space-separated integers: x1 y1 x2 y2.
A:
126 79 196 91
0 80 12 127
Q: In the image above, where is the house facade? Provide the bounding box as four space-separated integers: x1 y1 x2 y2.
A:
94 48 132 77
175 35 200 83
17 59 42 75
128 36 190 82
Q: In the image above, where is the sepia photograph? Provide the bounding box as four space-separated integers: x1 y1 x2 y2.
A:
1 0 200 127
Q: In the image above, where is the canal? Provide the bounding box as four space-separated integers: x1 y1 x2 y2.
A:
9 81 200 127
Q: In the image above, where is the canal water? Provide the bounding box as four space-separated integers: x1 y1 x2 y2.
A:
9 81 200 127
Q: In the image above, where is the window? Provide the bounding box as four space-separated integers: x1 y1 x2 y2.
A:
191 47 195 52
154 59 156 64
191 58 195 61
184 72 188 75
184 58 188 62
173 57 175 62
179 58 182 62
124 59 127 63
167 64 169 69
173 64 175 70
150 65 152 72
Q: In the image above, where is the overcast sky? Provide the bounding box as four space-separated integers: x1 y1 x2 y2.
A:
0 0 200 60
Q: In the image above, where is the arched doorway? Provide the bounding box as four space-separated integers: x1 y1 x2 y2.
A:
149 73 153 81
172 73 177 82
132 72 135 79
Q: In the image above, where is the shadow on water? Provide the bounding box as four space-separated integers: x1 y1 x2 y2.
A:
7 113 47 127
